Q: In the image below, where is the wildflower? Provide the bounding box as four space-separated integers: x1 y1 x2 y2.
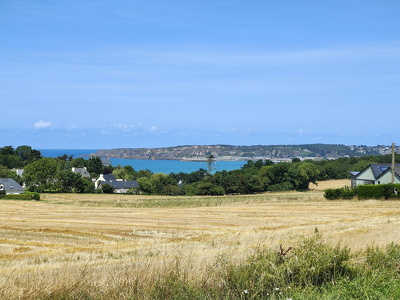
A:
243 289 248 294
275 287 280 291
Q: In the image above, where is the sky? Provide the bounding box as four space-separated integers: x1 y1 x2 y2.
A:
1 0 400 149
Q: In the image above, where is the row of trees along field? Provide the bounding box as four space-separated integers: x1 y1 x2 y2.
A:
1 145 400 195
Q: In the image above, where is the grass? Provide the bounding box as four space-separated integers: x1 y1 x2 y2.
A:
1 180 400 299
1 235 399 299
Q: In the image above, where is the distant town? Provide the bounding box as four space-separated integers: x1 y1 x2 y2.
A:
91 144 399 161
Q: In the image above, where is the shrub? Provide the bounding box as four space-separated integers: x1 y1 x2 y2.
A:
324 188 341 200
24 191 40 200
101 183 114 194
365 242 400 271
324 187 356 200
358 185 384 199
1 194 32 200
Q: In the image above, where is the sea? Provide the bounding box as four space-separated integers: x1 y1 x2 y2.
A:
39 149 247 174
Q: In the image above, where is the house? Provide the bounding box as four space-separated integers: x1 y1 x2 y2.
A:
11 169 24 177
95 174 139 193
350 164 400 187
0 178 25 195
100 157 111 166
71 167 90 178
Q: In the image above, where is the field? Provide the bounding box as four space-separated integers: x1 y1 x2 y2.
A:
1 180 400 299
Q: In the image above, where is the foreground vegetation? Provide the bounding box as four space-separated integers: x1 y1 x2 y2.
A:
1 235 399 299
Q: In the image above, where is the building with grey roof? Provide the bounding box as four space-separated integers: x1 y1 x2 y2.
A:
72 167 90 178
0 178 25 195
350 163 400 187
95 174 139 193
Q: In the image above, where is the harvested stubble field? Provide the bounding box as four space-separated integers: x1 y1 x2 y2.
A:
1 179 400 299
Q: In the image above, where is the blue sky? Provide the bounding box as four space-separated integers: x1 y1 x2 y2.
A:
1 1 399 149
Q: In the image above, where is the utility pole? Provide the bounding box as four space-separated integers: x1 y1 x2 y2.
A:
392 143 395 184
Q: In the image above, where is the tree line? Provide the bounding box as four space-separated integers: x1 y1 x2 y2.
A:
1 145 400 195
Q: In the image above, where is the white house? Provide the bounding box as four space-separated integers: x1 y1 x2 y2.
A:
95 174 139 193
0 178 25 194
350 163 400 187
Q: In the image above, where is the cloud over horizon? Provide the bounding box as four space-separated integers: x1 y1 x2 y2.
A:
33 121 52 129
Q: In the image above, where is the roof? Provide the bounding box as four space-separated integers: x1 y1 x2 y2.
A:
354 163 400 180
370 163 400 179
72 167 90 177
349 171 360 177
100 179 139 189
100 157 111 166
0 178 25 192
376 166 400 181
101 174 117 181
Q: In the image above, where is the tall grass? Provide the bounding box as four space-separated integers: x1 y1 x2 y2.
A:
1 235 399 299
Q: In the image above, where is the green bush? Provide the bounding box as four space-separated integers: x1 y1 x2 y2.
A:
101 183 114 194
324 187 356 200
24 191 40 200
324 188 342 200
0 192 40 201
1 194 32 200
382 184 400 199
357 185 384 199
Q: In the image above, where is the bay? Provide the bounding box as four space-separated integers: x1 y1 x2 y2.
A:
40 149 246 174
39 149 98 158
111 158 246 174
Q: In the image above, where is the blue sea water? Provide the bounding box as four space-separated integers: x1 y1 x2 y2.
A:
110 158 246 174
39 149 98 158
39 149 246 174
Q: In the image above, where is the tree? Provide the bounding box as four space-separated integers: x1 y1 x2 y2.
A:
288 162 320 190
112 165 137 180
15 145 42 164
149 173 176 194
15 145 32 161
23 158 61 192
0 164 22 184
80 177 95 193
137 177 153 194
56 169 83 192
101 183 114 194
87 156 103 176
71 157 87 168
137 169 153 178
0 146 15 156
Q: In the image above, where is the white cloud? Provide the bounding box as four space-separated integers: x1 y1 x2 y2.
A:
68 124 78 131
34 120 52 129
115 123 144 132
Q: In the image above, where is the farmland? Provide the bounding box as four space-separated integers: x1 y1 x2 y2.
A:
1 180 400 299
